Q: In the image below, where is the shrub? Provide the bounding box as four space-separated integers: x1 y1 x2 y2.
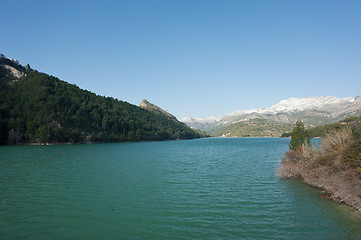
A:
320 126 353 152
289 121 310 151
279 124 359 177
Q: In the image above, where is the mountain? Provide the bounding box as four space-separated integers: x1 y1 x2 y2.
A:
215 118 295 138
138 99 207 137
0 54 203 144
139 99 177 121
182 96 361 137
180 116 221 132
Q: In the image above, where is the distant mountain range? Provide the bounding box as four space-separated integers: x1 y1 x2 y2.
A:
181 96 361 137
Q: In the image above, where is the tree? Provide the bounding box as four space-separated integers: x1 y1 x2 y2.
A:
37 125 50 144
70 128 82 143
0 71 204 144
289 121 310 151
8 129 22 145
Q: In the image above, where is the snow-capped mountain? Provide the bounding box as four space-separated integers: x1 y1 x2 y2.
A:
180 116 221 132
267 96 353 113
182 96 361 133
226 96 354 116
180 116 221 124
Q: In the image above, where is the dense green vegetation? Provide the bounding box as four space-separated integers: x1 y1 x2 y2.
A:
0 71 203 144
280 116 361 138
213 118 294 137
307 116 361 138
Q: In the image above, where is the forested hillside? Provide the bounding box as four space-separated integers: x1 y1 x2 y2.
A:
213 118 294 137
0 71 203 144
280 116 361 138
307 116 361 138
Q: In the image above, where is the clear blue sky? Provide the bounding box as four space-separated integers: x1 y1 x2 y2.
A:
1 0 361 119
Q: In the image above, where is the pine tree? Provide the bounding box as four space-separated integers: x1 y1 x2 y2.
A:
289 121 310 151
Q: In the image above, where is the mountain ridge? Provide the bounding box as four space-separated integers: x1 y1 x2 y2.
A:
182 96 361 136
139 99 178 121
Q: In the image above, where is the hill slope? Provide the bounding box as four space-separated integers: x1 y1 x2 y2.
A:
139 99 177 121
214 118 295 137
0 55 203 144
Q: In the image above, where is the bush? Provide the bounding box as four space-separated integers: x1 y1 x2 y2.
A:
279 125 358 177
320 126 353 152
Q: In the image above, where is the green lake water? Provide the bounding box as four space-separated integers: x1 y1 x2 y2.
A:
1 138 361 239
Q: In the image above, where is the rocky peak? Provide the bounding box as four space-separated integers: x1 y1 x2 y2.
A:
0 54 20 65
25 64 31 72
0 53 33 84
139 99 178 121
139 99 151 108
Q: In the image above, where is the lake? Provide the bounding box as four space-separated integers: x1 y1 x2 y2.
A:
1 138 360 239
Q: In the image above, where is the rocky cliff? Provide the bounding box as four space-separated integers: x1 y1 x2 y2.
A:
0 53 32 84
139 99 178 121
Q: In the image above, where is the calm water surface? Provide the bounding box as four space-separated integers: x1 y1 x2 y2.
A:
1 138 360 239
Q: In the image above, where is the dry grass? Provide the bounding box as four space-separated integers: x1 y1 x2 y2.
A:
277 125 361 212
279 126 353 170
320 126 353 153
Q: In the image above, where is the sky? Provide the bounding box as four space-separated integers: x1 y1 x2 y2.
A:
1 0 361 119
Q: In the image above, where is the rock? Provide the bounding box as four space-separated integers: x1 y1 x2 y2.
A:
354 96 361 105
25 64 31 72
4 65 25 79
139 99 178 121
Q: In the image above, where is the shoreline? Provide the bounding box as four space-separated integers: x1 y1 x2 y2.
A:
3 137 205 146
278 150 361 214
299 171 361 215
